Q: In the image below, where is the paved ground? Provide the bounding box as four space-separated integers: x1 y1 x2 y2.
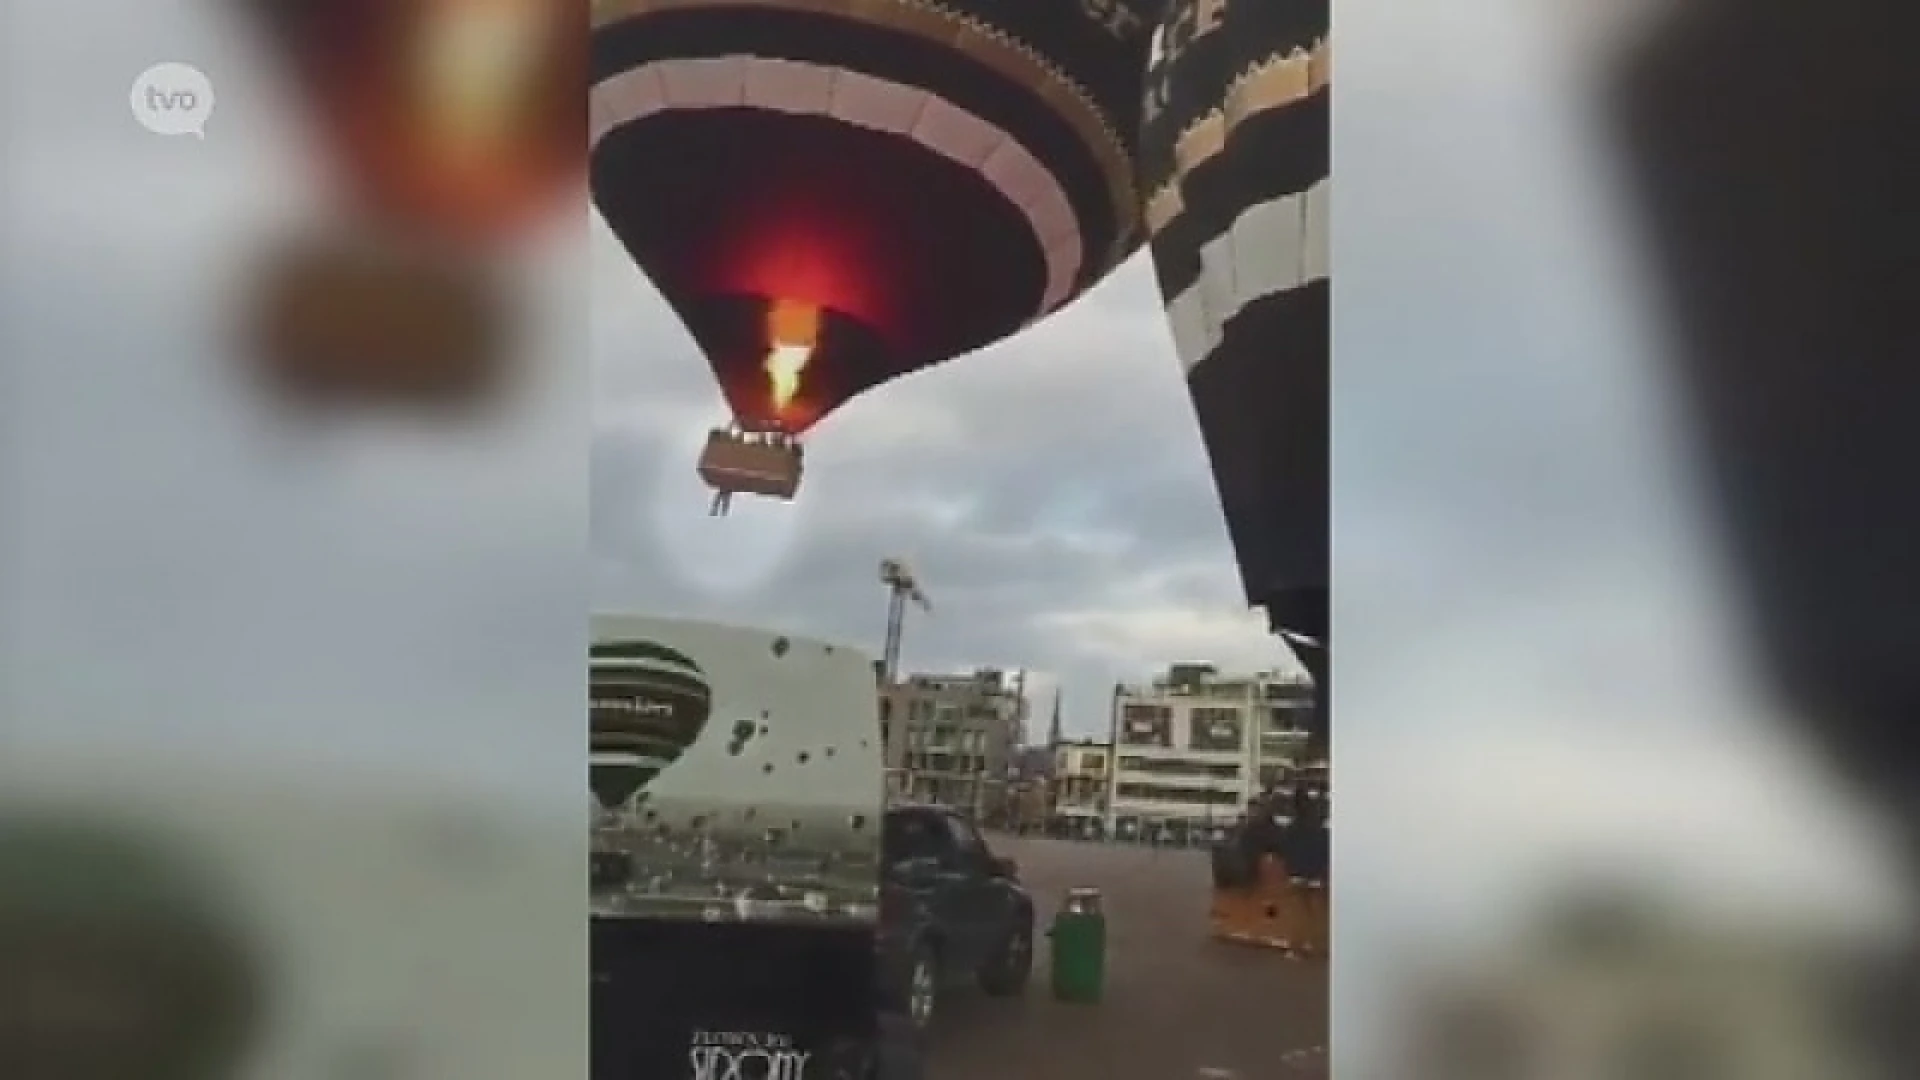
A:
927 835 1328 1080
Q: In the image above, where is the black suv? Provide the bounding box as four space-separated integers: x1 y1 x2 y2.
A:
877 804 1034 1033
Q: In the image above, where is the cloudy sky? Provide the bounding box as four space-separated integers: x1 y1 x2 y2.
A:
591 233 1286 737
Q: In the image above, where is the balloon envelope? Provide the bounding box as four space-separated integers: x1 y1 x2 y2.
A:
590 0 1165 434
590 639 714 809
1140 0 1328 640
239 0 585 245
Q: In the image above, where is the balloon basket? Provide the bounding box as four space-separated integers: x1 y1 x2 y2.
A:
241 229 508 415
697 428 803 515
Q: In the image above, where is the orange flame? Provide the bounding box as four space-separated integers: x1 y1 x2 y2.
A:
415 0 550 163
764 299 820 414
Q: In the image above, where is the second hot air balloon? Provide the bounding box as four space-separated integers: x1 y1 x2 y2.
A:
590 639 713 810
1140 0 1329 743
590 0 1166 511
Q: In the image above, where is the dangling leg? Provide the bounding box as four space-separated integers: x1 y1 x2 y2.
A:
709 490 732 516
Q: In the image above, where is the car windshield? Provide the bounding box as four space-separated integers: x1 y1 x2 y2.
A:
881 812 946 864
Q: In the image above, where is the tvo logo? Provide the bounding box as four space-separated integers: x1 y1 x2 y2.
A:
130 62 215 138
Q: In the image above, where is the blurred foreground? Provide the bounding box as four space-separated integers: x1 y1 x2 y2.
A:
0 758 582 1079
1345 0 1914 1076
3 2 587 1078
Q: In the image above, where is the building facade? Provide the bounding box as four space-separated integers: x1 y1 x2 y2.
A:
994 746 1053 830
1050 739 1112 834
879 668 1026 818
1105 663 1313 840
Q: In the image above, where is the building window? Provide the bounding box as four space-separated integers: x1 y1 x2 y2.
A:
1119 704 1173 747
1114 783 1241 807
1264 705 1308 734
1263 682 1313 705
1189 707 1245 751
1260 705 1311 756
1116 756 1240 780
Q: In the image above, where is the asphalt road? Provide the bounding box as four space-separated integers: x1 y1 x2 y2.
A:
927 835 1328 1080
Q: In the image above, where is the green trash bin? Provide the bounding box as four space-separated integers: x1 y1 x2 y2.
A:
1047 887 1106 1003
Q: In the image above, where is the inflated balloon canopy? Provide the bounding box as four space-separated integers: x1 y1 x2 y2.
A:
230 1 584 418
1140 0 1329 644
590 639 714 810
590 0 1166 439
235 0 584 245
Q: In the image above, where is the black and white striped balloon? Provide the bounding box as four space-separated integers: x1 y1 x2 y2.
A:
1140 0 1328 641
590 640 713 810
591 0 1164 437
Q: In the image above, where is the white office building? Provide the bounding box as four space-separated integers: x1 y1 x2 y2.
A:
879 668 1026 816
1050 739 1112 827
1104 663 1313 841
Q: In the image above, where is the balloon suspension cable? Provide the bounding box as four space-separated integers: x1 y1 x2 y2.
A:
1278 629 1322 650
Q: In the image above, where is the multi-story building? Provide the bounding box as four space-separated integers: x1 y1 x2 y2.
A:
1105 663 1313 840
993 746 1053 830
879 668 1027 817
1050 739 1112 832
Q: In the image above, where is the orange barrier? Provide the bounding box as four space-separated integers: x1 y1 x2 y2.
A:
1209 854 1328 957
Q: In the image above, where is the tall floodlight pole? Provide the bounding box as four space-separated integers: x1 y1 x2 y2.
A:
878 558 931 686
1011 668 1029 745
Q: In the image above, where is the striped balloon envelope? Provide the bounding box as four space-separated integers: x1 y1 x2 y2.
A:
590 0 1165 438
1139 0 1329 643
590 639 714 809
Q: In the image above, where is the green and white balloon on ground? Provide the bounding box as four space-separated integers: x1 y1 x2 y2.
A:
590 640 712 812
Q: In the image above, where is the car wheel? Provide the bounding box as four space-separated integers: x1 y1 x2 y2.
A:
978 922 1033 996
904 943 939 1032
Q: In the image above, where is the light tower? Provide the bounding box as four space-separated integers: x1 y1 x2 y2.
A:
878 558 931 685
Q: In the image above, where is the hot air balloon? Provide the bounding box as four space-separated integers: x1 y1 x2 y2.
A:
590 0 1166 512
1140 0 1328 742
1611 9 1914 834
238 0 584 246
590 640 713 810
233 0 584 413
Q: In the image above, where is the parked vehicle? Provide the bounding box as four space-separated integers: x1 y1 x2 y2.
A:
590 615 911 1078
878 804 1036 1033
